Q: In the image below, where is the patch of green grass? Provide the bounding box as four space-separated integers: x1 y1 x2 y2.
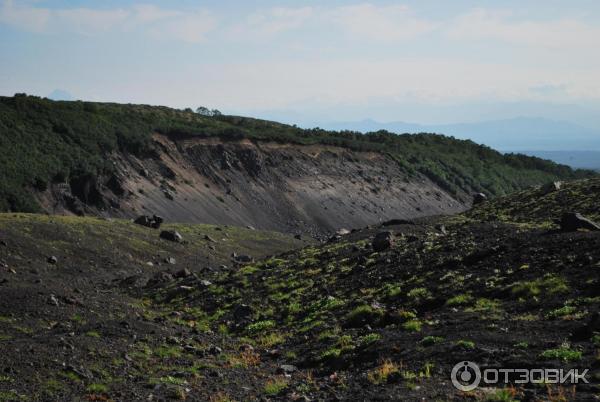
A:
545 305 577 319
85 330 101 338
264 377 288 395
345 305 384 327
407 287 432 302
445 293 473 306
86 383 108 393
420 336 444 346
484 388 520 402
540 343 582 362
514 341 529 349
246 320 276 333
154 345 182 359
358 333 381 346
381 283 402 298
455 340 475 349
511 275 569 298
402 319 422 332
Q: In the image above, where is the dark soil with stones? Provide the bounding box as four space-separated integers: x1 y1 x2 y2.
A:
1 178 599 401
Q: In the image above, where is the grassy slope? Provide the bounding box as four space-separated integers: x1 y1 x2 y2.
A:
0 94 594 212
0 214 308 401
0 180 599 400
466 177 600 226
146 178 599 400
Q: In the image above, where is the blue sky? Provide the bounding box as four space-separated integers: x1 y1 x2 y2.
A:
2 0 600 127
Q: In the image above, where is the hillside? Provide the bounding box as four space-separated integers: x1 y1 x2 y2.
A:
0 95 594 236
0 179 598 400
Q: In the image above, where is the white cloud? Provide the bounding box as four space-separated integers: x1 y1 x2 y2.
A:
227 3 436 42
447 8 600 49
243 7 314 36
0 0 49 32
331 3 438 41
0 1 216 42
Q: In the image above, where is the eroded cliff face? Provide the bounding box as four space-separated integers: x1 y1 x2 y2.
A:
36 134 466 237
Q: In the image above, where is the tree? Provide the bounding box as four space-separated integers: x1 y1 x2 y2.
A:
196 106 212 116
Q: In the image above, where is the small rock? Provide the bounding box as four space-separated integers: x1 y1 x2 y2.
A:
174 268 191 278
199 279 212 287
294 234 302 240
208 345 222 355
246 225 255 230
372 231 394 252
233 304 254 321
47 256 58 265
560 212 600 232
336 228 350 236
163 190 174 200
164 257 176 265
160 230 183 242
204 235 217 243
234 254 254 264
278 364 297 375
239 344 254 352
472 193 487 205
435 224 447 235
48 294 59 306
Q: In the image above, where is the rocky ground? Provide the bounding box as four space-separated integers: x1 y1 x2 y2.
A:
1 178 599 401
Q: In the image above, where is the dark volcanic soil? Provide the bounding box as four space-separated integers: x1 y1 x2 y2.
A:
0 179 599 401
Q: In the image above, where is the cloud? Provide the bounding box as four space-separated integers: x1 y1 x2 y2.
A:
242 7 314 37
0 1 216 43
331 3 438 41
0 0 49 32
227 3 436 42
447 8 600 49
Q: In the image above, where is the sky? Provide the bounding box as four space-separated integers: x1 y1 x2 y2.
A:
2 0 600 129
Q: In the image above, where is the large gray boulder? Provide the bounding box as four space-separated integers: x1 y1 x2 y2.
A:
160 230 183 242
560 212 600 232
372 231 394 252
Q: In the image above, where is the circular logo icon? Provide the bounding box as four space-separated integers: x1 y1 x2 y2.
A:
451 361 481 391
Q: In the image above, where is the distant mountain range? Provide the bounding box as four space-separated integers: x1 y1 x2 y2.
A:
308 116 600 152
518 150 600 171
305 116 600 170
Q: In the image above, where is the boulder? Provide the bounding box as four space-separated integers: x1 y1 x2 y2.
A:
541 181 562 194
135 214 163 229
559 212 600 232
233 304 254 322
372 231 394 252
134 215 151 227
277 364 297 375
571 312 600 341
472 193 487 205
160 230 183 242
174 268 191 278
234 254 254 264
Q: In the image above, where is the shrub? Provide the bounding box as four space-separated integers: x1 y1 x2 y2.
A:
345 305 384 327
